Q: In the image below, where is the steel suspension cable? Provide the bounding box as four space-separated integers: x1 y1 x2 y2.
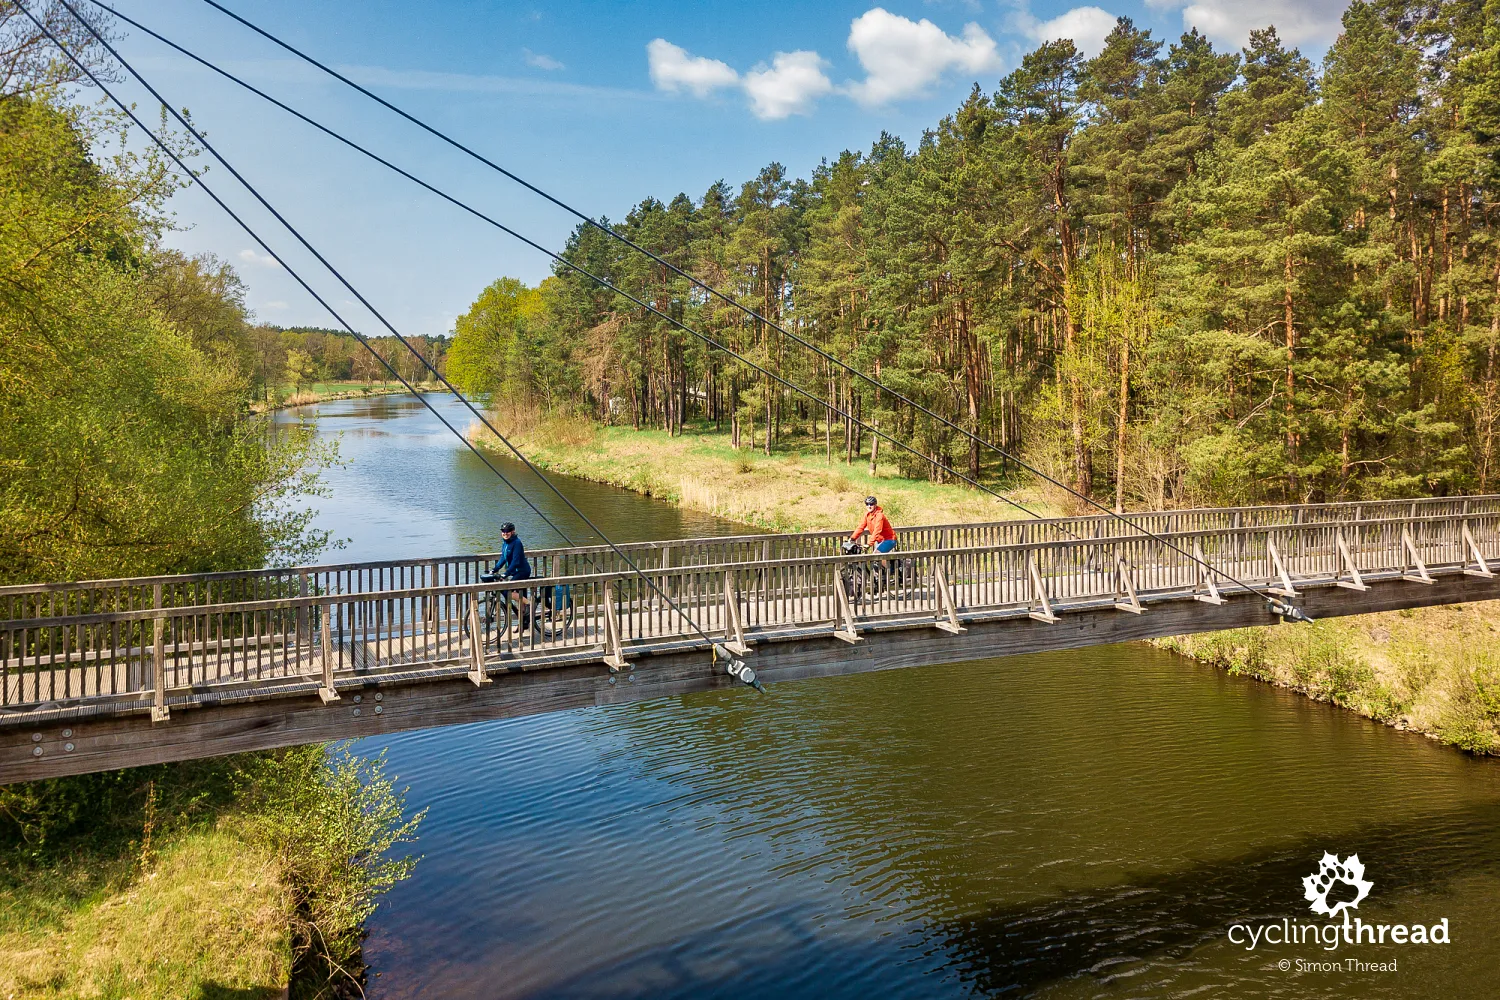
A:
177 0 1229 545
35 3 742 651
85 3 1301 611
62 2 1293 615
162 0 1294 610
75 0 1060 523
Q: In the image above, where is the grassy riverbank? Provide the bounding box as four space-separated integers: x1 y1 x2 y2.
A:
0 826 289 999
470 413 1052 532
251 381 441 414
475 414 1500 756
1158 604 1500 753
0 747 422 1000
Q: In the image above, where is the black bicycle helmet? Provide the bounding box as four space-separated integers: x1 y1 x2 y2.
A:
865 496 877 506
500 522 516 533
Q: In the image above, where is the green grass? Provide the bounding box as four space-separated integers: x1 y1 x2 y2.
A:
254 381 440 413
0 826 290 1000
473 415 1052 533
301 381 402 395
0 747 423 1000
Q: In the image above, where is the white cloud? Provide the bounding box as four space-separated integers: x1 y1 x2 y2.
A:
646 38 740 97
238 248 281 269
522 48 564 71
743 50 833 118
844 8 1002 105
1150 0 1347 49
1020 5 1119 58
260 300 289 311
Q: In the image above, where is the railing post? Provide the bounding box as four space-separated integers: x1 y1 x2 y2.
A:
722 572 751 654
467 597 491 686
425 560 438 633
318 602 340 702
602 581 628 670
297 571 310 641
151 583 169 723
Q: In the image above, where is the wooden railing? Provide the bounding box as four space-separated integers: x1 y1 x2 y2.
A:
5 495 1497 624
2 504 1497 724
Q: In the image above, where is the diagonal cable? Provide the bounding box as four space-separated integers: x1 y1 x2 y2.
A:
179 0 1211 539
88 1 1296 609
33 2 737 650
164 0 1293 609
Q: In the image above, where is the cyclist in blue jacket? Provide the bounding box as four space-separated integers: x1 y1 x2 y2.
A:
495 522 531 581
494 522 533 630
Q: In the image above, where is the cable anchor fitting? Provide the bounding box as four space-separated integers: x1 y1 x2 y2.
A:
1269 601 1313 623
715 643 764 693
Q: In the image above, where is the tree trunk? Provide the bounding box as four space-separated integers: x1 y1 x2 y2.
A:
826 370 833 464
1284 246 1298 496
1115 335 1129 514
1481 263 1500 491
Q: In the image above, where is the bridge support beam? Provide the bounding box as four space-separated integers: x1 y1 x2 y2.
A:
1402 529 1434 585
1267 540 1298 598
1027 555 1058 623
318 602 340 703
1463 523 1494 578
1335 531 1368 592
1192 542 1225 605
833 576 862 644
1113 558 1145 614
722 572 752 655
933 563 965 634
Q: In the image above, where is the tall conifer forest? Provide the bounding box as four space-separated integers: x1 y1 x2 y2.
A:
449 1 1500 509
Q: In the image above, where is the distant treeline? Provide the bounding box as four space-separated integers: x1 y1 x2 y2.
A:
449 1 1500 510
251 325 450 396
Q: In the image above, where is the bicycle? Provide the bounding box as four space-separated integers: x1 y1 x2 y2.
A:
535 582 575 639
476 573 575 646
840 540 914 605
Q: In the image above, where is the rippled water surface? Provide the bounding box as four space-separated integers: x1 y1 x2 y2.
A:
277 395 1500 999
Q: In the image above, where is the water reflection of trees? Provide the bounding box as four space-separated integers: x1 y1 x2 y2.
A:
582 647 1500 997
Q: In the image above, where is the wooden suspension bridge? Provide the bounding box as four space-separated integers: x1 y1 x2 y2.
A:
3 496 1500 783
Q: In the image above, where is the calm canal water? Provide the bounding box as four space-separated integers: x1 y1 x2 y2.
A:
276 394 1500 999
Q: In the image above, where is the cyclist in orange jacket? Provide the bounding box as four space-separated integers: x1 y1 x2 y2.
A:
851 496 897 554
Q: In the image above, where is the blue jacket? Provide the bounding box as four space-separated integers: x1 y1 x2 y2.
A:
496 535 531 580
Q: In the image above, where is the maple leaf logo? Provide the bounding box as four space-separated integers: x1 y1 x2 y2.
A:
1302 852 1373 917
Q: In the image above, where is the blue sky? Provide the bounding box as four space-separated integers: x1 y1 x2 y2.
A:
91 0 1350 337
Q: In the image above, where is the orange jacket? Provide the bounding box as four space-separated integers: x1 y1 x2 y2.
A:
851 506 895 544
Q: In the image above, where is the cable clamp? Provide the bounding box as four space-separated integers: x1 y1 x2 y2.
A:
715 643 764 693
1269 601 1313 623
